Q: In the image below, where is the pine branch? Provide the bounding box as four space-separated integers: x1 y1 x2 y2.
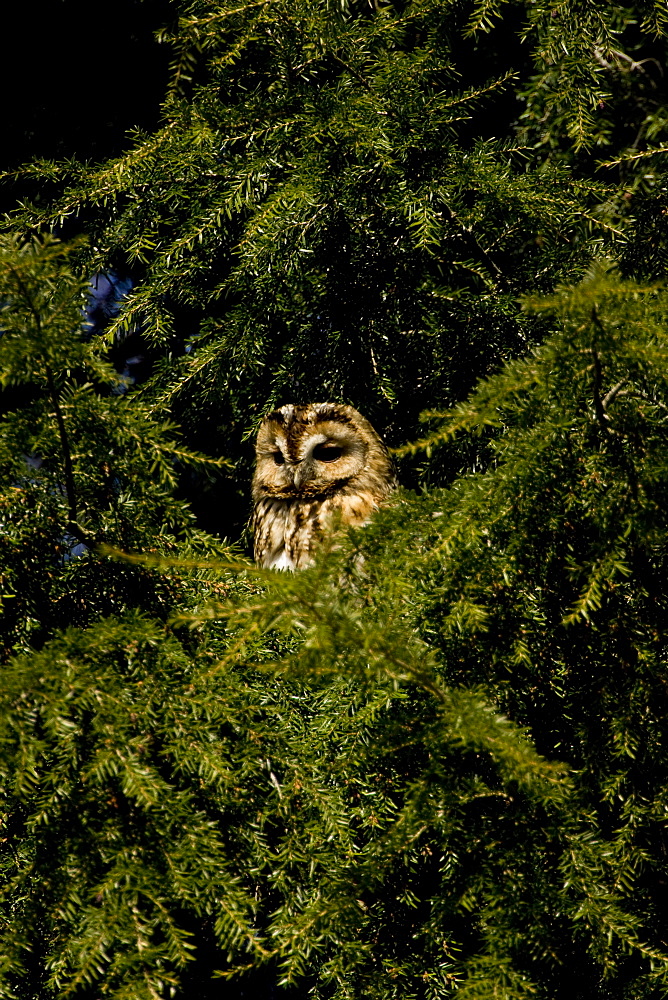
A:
43 362 94 547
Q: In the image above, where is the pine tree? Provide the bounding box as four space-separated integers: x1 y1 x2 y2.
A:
11 0 657 508
2 3 668 999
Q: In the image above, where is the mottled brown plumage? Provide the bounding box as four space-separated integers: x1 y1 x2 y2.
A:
252 403 396 569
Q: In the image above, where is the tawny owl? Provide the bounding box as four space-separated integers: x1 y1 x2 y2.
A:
252 403 397 569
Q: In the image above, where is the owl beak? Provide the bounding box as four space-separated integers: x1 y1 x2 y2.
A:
292 462 305 488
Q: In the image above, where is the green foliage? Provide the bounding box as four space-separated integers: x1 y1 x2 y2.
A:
3 4 668 1000
4 257 668 997
517 2 668 157
336 265 668 994
0 236 227 657
0 566 649 1000
0 607 569 999
10 0 659 510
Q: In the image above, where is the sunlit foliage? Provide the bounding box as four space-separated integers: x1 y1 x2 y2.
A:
2 3 668 998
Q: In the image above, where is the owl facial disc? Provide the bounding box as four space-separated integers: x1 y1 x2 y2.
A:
252 402 397 569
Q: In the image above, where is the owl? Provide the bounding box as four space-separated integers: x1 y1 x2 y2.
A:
252 403 397 570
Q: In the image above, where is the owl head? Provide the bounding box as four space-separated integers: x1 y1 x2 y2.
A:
252 403 395 502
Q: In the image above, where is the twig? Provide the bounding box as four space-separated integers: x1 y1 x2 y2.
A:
601 379 629 412
588 310 613 437
43 365 94 547
330 52 375 94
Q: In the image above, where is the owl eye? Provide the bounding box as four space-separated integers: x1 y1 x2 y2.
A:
313 443 343 463
273 451 285 465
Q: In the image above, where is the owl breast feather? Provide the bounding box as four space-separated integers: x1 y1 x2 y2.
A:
253 493 378 570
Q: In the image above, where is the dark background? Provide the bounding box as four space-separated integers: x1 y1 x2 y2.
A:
1 0 170 195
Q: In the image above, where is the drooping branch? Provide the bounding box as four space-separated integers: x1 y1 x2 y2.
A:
590 346 610 434
588 308 613 437
42 363 93 547
8 263 95 548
